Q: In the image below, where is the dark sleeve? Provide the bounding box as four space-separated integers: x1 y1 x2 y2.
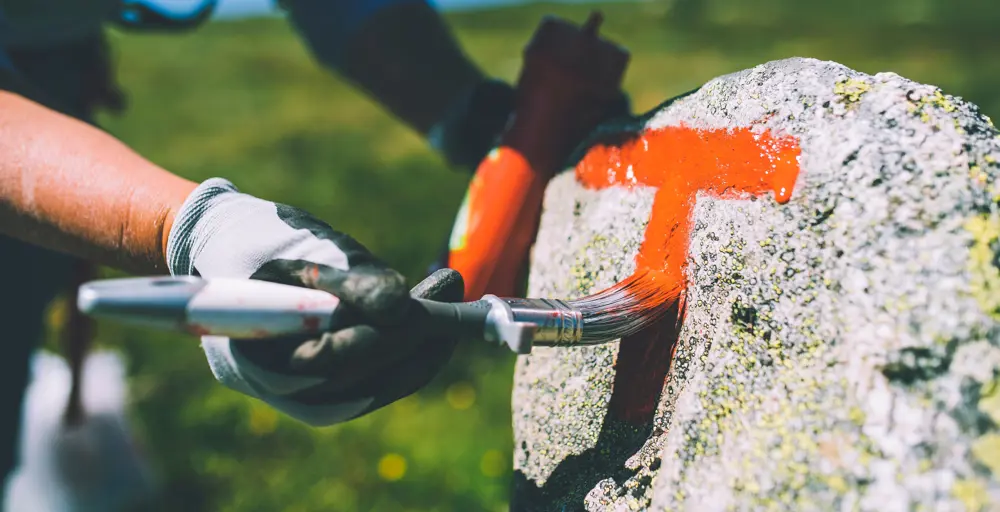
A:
0 52 59 107
0 9 37 99
0 7 16 74
280 0 428 70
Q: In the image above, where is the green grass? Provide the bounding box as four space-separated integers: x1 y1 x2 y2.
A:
40 2 1000 510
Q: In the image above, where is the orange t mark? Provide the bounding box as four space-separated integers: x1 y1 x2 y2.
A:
575 125 802 424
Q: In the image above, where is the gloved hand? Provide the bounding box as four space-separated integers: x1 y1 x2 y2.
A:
166 178 463 426
428 79 632 174
427 78 516 173
426 83 634 274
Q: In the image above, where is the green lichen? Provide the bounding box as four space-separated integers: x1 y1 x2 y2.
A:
964 214 1000 320
569 234 618 296
691 304 865 509
834 78 872 105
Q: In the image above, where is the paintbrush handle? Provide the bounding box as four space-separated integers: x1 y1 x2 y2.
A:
77 276 598 354
78 276 341 338
78 276 496 343
406 298 493 341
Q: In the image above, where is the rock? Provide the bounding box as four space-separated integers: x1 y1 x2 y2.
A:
511 57 1000 511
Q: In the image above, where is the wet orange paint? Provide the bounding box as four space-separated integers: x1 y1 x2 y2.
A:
575 124 801 424
449 148 547 299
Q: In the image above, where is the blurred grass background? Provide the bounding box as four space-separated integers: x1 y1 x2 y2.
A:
38 0 1000 510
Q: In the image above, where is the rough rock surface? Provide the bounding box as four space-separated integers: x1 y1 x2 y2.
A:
511 57 1000 511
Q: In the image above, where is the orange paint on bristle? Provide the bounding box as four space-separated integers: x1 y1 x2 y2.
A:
569 269 682 343
609 270 679 306
573 124 802 424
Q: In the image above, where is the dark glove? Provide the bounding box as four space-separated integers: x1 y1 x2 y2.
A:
166 178 462 425
428 78 516 173
427 84 633 274
428 79 634 174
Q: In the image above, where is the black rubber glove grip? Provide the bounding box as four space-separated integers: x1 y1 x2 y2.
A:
406 297 492 342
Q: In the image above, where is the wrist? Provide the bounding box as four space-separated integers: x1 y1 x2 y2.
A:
427 78 515 172
164 178 243 276
158 179 198 271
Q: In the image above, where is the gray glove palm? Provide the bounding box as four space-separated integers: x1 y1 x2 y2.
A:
166 178 462 425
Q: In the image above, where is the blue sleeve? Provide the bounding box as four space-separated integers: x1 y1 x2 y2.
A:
0 8 14 72
282 0 430 70
0 49 13 73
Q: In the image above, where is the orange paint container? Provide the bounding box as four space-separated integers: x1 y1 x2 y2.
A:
447 12 630 300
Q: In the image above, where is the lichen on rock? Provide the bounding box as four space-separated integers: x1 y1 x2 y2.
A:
511 57 1000 511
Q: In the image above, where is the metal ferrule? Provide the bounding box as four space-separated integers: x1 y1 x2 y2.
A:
481 295 583 354
506 298 583 346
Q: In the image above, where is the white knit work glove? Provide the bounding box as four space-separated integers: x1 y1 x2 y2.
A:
166 178 462 426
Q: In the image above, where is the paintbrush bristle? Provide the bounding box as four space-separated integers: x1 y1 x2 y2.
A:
566 270 681 343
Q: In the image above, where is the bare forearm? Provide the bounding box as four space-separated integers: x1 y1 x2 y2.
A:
0 90 196 273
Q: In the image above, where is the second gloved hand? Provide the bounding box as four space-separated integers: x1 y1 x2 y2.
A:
166 178 463 426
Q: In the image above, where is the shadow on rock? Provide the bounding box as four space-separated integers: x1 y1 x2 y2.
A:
510 417 654 512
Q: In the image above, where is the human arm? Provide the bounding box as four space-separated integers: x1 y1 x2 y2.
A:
0 85 463 425
0 45 462 426
0 84 196 274
281 0 515 171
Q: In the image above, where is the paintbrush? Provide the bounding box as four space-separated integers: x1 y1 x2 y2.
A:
76 272 676 354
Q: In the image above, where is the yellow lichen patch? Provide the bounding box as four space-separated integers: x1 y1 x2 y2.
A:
570 234 617 296
980 378 1000 424
928 90 958 112
971 433 1000 475
907 89 960 127
970 165 990 186
848 406 866 425
952 478 990 511
955 118 967 134
834 78 872 105
825 475 848 493
964 214 1000 319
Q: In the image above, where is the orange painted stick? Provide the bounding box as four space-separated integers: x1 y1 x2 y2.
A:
483 158 549 297
447 12 630 301
448 148 537 299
